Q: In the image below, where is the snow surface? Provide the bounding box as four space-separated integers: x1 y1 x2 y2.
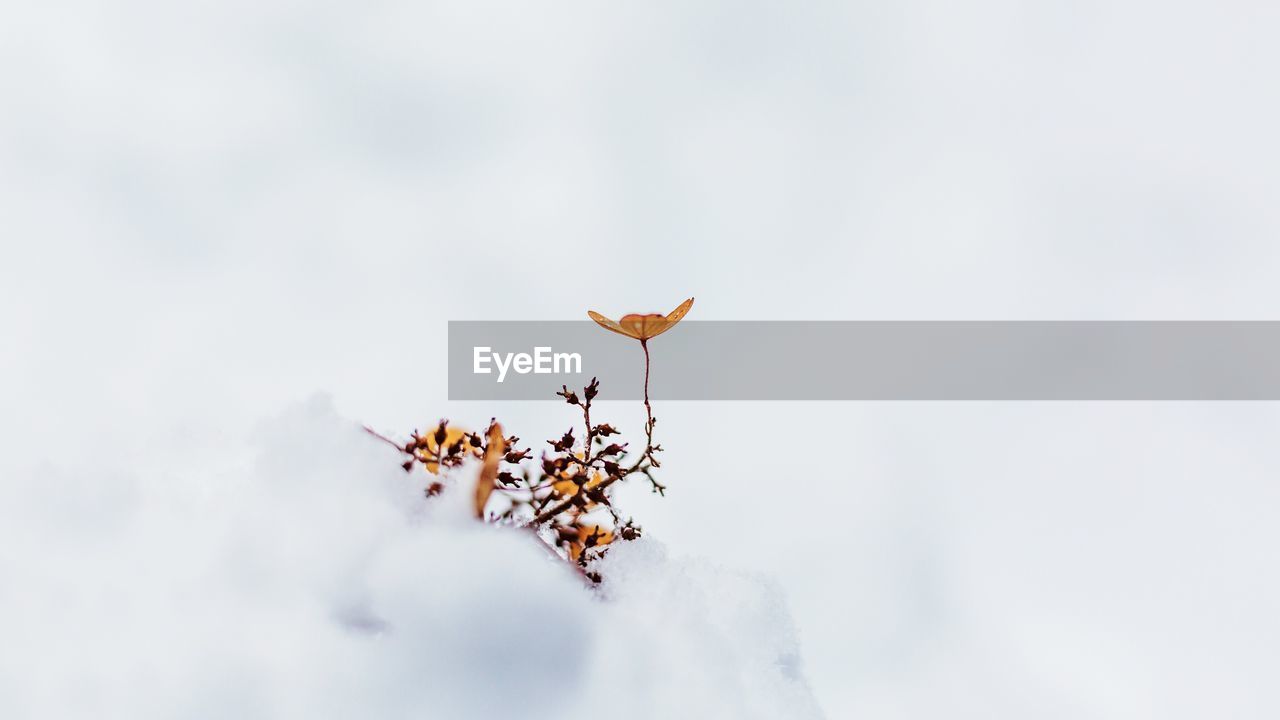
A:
0 396 821 719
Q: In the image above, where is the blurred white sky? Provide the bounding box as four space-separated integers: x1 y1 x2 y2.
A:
3 1 1280 716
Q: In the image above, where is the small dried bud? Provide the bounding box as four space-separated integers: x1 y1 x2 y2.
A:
549 429 575 452
584 377 600 401
433 421 448 446
594 423 619 437
542 456 560 476
557 386 580 405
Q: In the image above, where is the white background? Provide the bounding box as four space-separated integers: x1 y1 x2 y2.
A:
3 1 1280 716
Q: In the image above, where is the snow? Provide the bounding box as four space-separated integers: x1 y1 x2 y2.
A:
0 396 821 719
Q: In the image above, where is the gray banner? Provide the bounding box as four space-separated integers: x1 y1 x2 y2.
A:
448 321 1280 400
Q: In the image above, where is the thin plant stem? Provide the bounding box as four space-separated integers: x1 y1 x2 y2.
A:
641 338 652 431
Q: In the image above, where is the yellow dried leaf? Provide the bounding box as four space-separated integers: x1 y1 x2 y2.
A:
588 297 694 341
577 524 614 547
420 424 479 474
586 310 632 339
474 423 504 519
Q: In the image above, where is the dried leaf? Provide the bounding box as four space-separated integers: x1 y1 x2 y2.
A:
474 422 504 519
420 423 480 474
586 310 632 338
552 475 579 497
618 313 667 340
577 524 614 548
587 297 694 340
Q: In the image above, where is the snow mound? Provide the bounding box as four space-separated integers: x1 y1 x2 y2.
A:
0 396 821 719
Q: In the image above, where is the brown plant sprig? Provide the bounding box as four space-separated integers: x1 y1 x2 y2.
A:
367 299 693 582
588 297 694 469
